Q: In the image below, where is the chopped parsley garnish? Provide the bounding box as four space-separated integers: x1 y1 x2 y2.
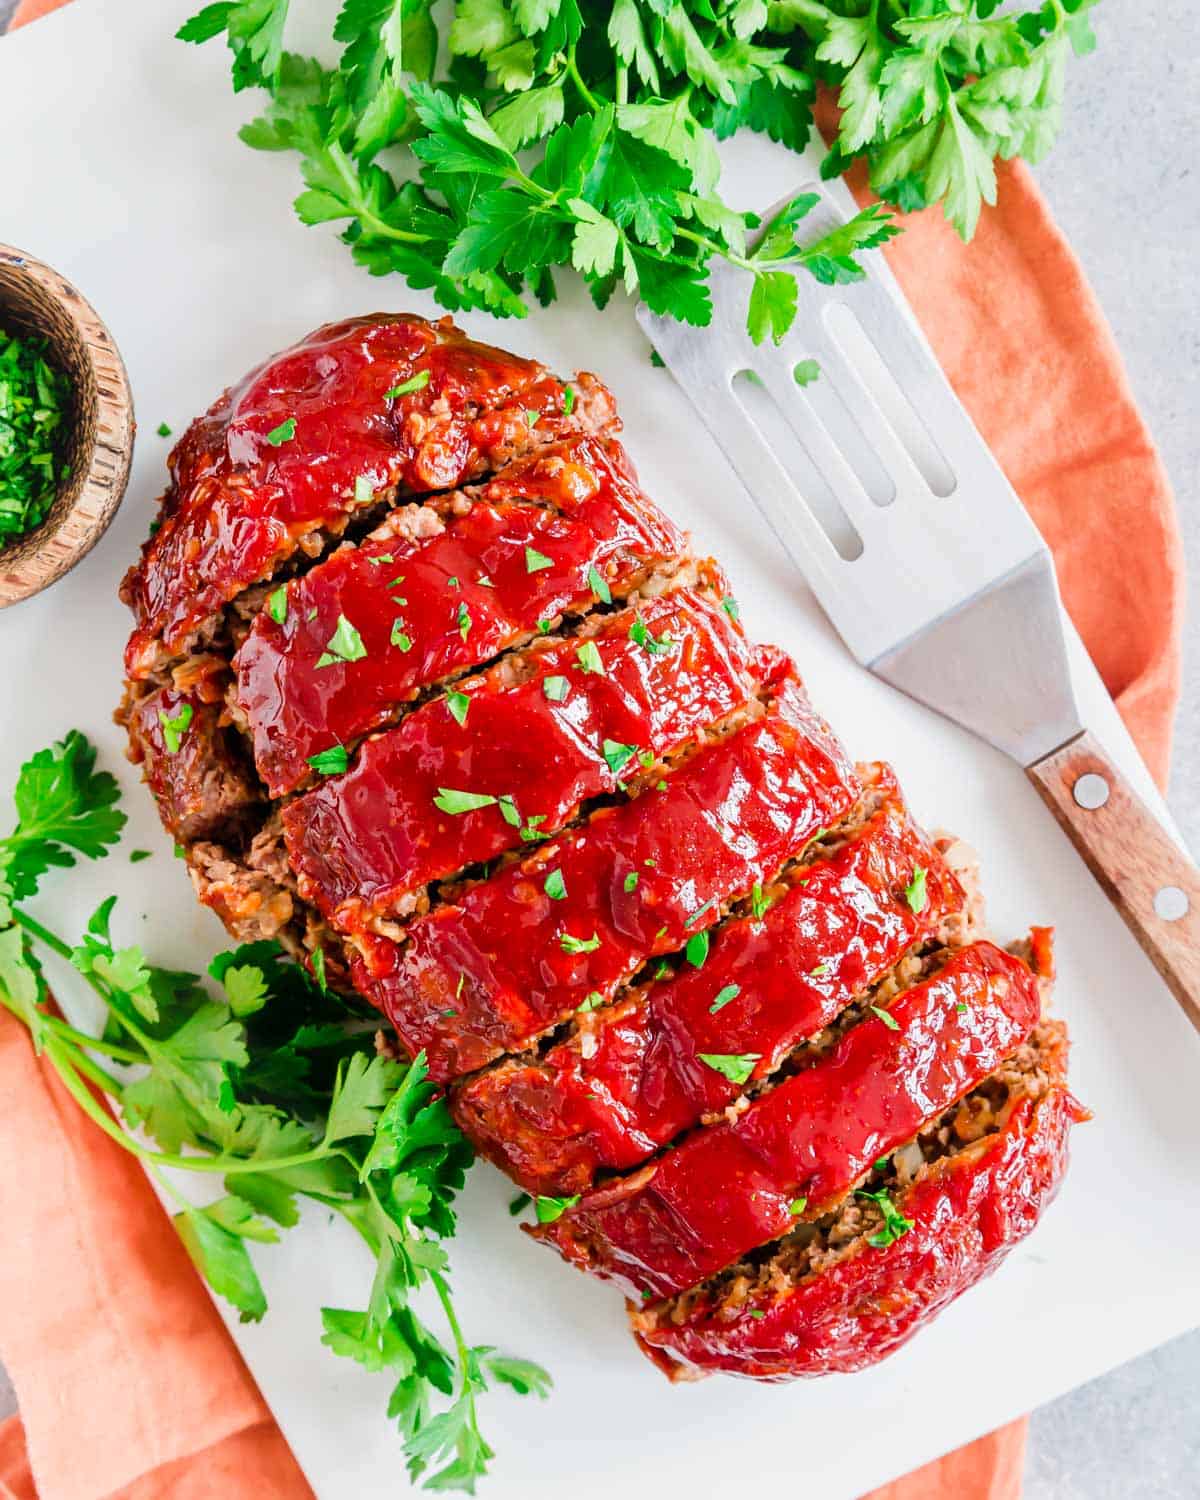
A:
748 1309 767 1320
266 584 288 624
750 883 771 919
629 616 674 655
602 739 637 777
543 675 569 703
793 359 821 387
264 416 296 446
721 595 740 622
698 1052 761 1085
316 614 367 669
156 421 172 437
709 984 740 1014
307 745 348 776
562 385 576 416
653 960 671 980
623 872 639 894
685 897 717 928
508 1193 531 1217
534 1194 579 1224
685 930 709 969
367 553 395 566
869 1004 901 1031
446 691 470 726
956 1001 969 1015
497 795 521 827
310 946 328 993
0 330 72 547
384 368 430 398
789 1197 807 1215
129 849 152 864
543 869 567 901
858 1187 914 1248
810 961 832 978
586 564 612 604
354 474 375 504
434 788 497 815
904 866 928 914
575 640 605 675
559 932 600 955
157 703 193 754
536 618 553 634
476 573 494 588
447 575 460 588
519 814 547 842
577 991 603 1013
523 409 539 428
456 601 472 642
390 619 413 652
524 545 553 573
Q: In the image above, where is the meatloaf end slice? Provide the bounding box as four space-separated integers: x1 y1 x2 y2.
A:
631 1015 1087 1381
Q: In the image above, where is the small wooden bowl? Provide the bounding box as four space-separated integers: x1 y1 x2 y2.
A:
0 244 134 608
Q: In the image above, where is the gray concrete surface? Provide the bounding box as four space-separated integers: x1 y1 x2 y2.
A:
0 0 1197 1491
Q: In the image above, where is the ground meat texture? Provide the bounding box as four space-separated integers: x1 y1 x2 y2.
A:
282 583 759 937
350 663 860 1082
118 315 1081 1388
451 766 967 1197
631 1019 1086 1381
531 940 1041 1300
124 684 260 845
235 434 685 795
122 314 617 677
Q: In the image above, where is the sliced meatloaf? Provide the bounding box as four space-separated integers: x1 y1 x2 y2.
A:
120 314 1084 1387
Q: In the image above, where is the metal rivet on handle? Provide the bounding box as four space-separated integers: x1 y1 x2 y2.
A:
1072 772 1110 811
1154 886 1190 922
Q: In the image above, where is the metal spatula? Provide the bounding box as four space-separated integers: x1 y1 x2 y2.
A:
638 187 1200 1028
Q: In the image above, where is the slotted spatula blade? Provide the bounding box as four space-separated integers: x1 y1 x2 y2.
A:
637 184 1200 1027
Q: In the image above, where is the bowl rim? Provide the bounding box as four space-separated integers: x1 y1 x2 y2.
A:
0 243 135 608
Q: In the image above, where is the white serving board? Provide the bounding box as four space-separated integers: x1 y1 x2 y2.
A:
2 4 1198 1498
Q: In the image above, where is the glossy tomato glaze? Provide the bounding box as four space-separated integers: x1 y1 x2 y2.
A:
451 768 964 1197
235 435 684 794
282 586 758 934
350 663 861 1081
632 1027 1085 1381
123 314 609 675
534 941 1041 1300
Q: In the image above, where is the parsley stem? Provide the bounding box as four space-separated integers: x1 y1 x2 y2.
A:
12 907 72 960
566 48 603 112
324 140 433 246
44 1013 143 1065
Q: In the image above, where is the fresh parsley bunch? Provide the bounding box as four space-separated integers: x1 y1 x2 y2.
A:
0 732 549 1494
176 0 1099 344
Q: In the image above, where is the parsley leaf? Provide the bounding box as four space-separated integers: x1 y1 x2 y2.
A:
698 1051 761 1085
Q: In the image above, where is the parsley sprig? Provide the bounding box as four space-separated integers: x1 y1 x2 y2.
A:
174 0 1100 345
0 733 549 1493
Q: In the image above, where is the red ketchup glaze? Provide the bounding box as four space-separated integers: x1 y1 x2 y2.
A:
634 1035 1086 1381
122 314 603 675
350 664 860 1082
533 941 1042 1300
282 587 757 935
236 436 684 795
452 768 964 1196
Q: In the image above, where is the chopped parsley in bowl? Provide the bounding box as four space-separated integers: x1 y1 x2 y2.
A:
0 328 73 549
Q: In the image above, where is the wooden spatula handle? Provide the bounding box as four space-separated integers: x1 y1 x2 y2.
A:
1027 729 1200 1031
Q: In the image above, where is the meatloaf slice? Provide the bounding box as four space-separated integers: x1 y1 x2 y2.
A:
282 579 759 937
122 313 617 677
451 764 968 1197
235 433 685 794
531 939 1041 1299
350 658 860 1081
631 1017 1086 1380
122 680 260 845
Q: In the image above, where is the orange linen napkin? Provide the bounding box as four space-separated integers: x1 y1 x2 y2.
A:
1 3 1184 1498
